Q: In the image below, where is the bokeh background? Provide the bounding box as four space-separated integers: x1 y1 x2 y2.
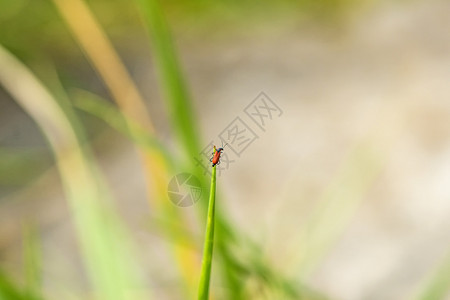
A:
1 0 449 299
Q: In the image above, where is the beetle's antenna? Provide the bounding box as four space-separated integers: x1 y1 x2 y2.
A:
219 141 228 150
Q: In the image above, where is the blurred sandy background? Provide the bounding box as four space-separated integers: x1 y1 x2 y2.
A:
1 0 450 299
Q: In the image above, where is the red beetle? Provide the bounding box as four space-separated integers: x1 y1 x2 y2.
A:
210 144 227 167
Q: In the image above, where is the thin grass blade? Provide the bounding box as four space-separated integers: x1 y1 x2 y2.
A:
0 271 27 300
72 90 174 169
198 165 217 300
22 224 42 300
133 0 200 164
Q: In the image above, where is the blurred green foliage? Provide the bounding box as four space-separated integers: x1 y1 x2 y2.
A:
0 148 51 186
2 0 447 300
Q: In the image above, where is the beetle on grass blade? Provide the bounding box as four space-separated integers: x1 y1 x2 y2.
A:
210 143 228 167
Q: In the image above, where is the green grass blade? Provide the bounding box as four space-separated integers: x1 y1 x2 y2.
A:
72 89 174 170
133 0 200 164
198 165 217 300
133 2 245 297
0 148 50 186
133 2 303 298
0 271 26 300
0 227 43 300
23 224 42 299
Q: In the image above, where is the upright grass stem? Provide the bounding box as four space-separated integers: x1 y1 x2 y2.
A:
23 224 42 299
198 165 217 300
